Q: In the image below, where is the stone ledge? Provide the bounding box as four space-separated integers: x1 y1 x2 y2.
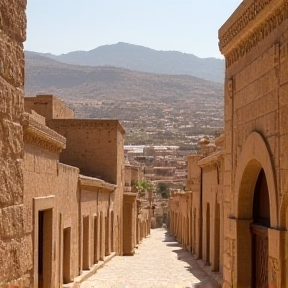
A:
71 252 116 286
79 175 116 192
22 112 66 153
194 257 223 287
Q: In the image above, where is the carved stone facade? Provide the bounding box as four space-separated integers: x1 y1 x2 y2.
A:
220 0 288 287
171 0 288 287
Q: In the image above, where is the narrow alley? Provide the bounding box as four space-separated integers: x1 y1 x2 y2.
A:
80 229 216 288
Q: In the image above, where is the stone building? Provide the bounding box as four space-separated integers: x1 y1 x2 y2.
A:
0 5 150 283
170 0 288 287
170 136 224 285
18 94 151 288
123 162 152 255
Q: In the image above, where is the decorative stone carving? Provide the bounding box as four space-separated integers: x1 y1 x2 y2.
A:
228 78 234 99
219 0 273 51
269 257 280 285
220 1 288 67
22 113 66 153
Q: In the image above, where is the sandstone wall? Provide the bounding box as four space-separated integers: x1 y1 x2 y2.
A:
23 142 80 286
79 181 113 270
219 0 288 287
198 154 224 274
25 95 74 120
47 119 124 184
47 119 125 256
0 1 30 287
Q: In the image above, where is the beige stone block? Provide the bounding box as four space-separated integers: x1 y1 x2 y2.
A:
0 237 30 284
279 83 288 107
223 266 232 286
223 171 231 187
224 154 232 170
1 119 23 158
0 157 23 206
223 252 232 270
255 111 278 139
224 99 232 120
280 106 288 135
0 205 24 238
260 69 277 96
222 281 232 288
223 186 231 203
0 0 27 42
280 135 288 169
0 76 24 121
280 59 288 85
280 40 288 63
279 169 288 196
268 228 286 260
0 31 25 88
227 218 239 239
267 136 279 168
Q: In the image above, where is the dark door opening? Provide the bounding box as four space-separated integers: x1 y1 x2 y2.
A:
105 215 109 256
213 202 220 272
111 211 114 252
82 216 89 270
63 227 71 284
38 209 53 288
205 203 210 265
94 215 98 263
251 169 270 288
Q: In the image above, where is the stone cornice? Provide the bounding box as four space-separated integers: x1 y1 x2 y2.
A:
197 151 223 167
22 112 66 153
79 175 116 192
219 0 287 67
47 119 125 135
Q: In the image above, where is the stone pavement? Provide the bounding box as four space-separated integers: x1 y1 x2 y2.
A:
80 228 216 288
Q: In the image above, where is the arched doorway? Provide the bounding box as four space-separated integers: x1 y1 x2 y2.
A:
251 169 270 288
234 132 278 288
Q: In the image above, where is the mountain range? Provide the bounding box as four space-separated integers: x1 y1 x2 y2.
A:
24 44 224 145
30 42 225 83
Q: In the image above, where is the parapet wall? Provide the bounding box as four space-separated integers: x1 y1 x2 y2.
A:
25 94 74 120
47 119 124 184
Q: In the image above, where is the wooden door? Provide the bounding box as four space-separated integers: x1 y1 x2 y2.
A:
251 224 268 288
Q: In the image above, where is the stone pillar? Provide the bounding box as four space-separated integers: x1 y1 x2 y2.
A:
232 218 252 288
268 229 287 288
105 213 111 256
0 1 30 287
100 212 105 261
123 193 136 255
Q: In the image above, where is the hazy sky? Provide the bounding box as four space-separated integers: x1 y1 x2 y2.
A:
25 0 242 59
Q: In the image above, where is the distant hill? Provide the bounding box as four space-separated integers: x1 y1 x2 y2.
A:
25 52 224 145
28 42 225 83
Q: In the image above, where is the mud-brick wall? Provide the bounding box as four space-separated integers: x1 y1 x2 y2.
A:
0 1 31 287
47 119 122 184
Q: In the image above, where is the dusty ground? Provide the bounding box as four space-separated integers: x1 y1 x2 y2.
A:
80 229 216 288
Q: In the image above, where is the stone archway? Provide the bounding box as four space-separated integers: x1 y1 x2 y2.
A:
233 132 278 288
234 132 277 226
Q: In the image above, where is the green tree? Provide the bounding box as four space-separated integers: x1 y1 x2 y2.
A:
134 180 153 192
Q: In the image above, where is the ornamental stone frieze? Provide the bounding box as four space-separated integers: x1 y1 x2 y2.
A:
22 112 66 153
219 0 287 67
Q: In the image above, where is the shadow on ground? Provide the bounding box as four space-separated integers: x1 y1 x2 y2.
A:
162 230 219 287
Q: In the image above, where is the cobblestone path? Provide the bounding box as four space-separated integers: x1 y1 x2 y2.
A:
80 229 215 288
